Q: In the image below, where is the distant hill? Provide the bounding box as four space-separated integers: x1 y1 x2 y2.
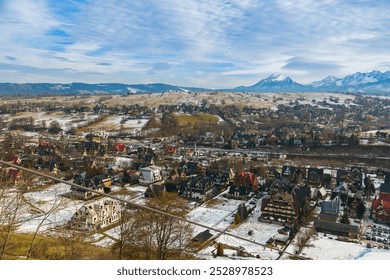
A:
0 82 209 95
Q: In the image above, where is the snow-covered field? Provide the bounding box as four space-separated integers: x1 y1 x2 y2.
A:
284 233 390 260
13 183 85 233
192 196 283 260
5 111 100 132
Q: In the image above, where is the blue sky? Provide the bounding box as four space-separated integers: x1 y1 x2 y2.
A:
0 0 389 88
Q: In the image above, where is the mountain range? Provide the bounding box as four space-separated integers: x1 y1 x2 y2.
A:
235 70 390 94
0 70 389 95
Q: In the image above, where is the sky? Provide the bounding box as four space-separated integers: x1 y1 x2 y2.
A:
0 0 389 88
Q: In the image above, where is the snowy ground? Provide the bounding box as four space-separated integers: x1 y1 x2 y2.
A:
84 116 148 132
5 111 100 133
14 183 85 233
5 175 390 260
192 196 284 260
284 233 390 260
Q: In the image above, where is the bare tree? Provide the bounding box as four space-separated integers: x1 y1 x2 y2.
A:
113 192 193 260
26 193 64 260
0 187 23 259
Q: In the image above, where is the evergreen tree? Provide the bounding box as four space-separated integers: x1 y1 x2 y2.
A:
356 202 366 219
340 212 350 224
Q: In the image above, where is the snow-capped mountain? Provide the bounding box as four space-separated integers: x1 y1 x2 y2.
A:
337 70 390 86
235 73 306 92
233 70 390 94
310 70 390 94
311 76 341 88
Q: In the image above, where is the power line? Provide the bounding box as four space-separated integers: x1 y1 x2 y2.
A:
0 159 295 258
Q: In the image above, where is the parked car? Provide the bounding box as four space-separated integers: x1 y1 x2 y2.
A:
366 243 372 248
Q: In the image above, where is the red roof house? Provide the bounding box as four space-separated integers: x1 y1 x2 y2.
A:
7 155 22 180
372 193 390 222
234 171 259 192
114 143 126 153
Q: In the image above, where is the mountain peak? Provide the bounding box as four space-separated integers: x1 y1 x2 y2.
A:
269 73 288 81
234 73 305 92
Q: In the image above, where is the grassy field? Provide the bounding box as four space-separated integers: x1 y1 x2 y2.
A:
0 230 114 260
175 113 219 126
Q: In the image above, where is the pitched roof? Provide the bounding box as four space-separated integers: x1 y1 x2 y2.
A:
372 198 390 213
192 230 213 242
114 143 126 152
144 184 165 198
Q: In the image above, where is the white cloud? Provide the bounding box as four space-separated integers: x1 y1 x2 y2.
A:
0 0 389 87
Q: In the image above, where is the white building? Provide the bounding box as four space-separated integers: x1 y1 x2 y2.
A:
69 198 120 231
138 165 163 185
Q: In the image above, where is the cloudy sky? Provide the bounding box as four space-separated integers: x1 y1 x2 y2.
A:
0 0 389 88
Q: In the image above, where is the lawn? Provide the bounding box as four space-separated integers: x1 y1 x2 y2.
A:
175 113 219 126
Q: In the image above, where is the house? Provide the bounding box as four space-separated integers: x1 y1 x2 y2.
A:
234 171 259 192
281 166 305 183
345 193 365 219
319 198 341 222
191 229 213 243
144 183 165 198
331 181 349 203
336 168 363 192
167 145 177 155
371 183 390 222
69 198 120 231
71 173 110 200
307 168 324 188
177 176 216 201
227 171 259 198
178 161 205 176
7 155 22 181
36 141 56 156
313 220 359 238
139 165 163 185
114 143 126 154
260 185 310 225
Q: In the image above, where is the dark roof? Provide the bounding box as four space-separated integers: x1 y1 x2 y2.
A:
282 166 297 177
144 184 165 198
380 183 390 194
192 230 213 242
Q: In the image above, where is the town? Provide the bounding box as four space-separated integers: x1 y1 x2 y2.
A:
0 91 389 260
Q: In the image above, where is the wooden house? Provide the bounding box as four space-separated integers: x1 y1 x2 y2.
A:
71 173 111 200
260 185 310 225
314 220 359 238
307 168 324 188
